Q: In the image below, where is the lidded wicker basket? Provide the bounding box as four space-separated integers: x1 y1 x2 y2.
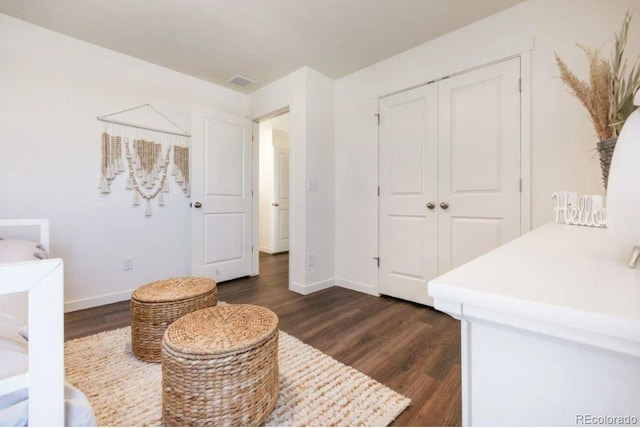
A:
161 304 279 427
131 277 217 362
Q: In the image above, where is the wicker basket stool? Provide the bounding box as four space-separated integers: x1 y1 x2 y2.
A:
131 277 217 362
161 304 279 427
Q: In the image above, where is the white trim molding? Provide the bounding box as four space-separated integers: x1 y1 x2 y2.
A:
290 279 334 295
64 289 132 313
334 278 380 297
520 49 533 234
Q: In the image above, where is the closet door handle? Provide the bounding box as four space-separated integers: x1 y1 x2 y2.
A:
440 201 449 210
272 202 280 207
193 202 202 208
426 202 435 210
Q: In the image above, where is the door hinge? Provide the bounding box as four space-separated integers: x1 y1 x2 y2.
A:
519 179 522 192
377 186 380 196
375 113 380 126
252 189 254 196
373 257 380 268
252 245 254 252
518 78 522 93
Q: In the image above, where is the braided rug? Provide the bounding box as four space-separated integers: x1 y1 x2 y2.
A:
65 326 410 426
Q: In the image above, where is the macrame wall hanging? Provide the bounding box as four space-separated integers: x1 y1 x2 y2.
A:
97 104 190 216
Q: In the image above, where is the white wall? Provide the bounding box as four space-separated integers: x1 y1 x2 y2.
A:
0 14 248 311
273 129 290 148
6 1 635 308
250 67 335 293
334 0 640 293
304 69 335 287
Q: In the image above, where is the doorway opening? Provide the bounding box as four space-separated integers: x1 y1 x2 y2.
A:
257 111 291 273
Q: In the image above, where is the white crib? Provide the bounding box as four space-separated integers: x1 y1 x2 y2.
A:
0 219 64 426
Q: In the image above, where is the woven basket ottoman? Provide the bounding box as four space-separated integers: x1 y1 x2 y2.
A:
131 277 217 362
161 304 279 427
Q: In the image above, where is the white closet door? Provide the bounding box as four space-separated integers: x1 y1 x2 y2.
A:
273 146 290 253
437 57 521 272
191 106 253 282
379 84 438 306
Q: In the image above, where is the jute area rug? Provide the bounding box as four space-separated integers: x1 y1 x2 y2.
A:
65 327 410 427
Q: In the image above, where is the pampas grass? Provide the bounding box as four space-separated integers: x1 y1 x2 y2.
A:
556 12 640 142
610 12 640 137
556 47 612 141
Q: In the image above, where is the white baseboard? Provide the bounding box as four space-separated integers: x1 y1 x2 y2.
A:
64 289 132 313
290 279 334 295
334 278 379 297
64 278 378 312
259 246 274 254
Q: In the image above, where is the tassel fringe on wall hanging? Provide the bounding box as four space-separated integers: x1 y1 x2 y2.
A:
97 104 190 217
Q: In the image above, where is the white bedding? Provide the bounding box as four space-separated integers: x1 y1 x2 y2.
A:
0 383 96 427
0 237 96 427
0 239 47 263
0 315 96 427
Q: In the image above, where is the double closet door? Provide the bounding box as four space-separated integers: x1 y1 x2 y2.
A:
379 58 521 306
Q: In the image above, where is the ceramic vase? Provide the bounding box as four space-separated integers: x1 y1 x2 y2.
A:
606 90 640 253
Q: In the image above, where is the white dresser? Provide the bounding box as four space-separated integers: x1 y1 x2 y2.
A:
428 223 640 426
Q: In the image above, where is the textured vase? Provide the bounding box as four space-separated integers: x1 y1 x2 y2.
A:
606 90 640 252
596 138 617 190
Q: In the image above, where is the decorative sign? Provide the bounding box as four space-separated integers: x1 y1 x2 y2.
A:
552 191 607 227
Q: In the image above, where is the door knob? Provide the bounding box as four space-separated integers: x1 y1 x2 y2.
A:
440 201 449 209
193 202 202 208
426 202 435 210
272 202 280 207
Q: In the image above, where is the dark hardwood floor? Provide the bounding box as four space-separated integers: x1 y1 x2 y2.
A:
65 252 462 426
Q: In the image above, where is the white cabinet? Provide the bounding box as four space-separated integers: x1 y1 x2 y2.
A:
379 57 522 306
429 223 640 426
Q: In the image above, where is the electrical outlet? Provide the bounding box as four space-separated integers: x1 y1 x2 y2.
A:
123 258 134 271
307 253 315 266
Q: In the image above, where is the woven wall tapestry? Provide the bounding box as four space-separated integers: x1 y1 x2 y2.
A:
97 104 190 217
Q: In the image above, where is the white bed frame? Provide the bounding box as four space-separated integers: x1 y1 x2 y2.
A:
0 219 64 426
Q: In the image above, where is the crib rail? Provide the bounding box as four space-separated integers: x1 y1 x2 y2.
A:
0 259 64 426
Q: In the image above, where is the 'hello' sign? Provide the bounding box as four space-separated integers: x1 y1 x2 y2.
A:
552 191 607 227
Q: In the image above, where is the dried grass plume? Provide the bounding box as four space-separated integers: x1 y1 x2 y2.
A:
556 12 640 142
609 12 640 137
555 46 613 142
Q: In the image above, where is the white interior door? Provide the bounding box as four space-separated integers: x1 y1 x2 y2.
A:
379 84 439 306
438 57 521 272
191 106 253 282
378 57 522 306
273 146 290 253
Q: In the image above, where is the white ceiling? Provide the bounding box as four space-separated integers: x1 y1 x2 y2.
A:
0 0 524 93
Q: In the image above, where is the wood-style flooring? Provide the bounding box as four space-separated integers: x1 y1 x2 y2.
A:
65 252 462 426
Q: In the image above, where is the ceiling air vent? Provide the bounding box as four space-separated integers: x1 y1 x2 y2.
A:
228 75 255 88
